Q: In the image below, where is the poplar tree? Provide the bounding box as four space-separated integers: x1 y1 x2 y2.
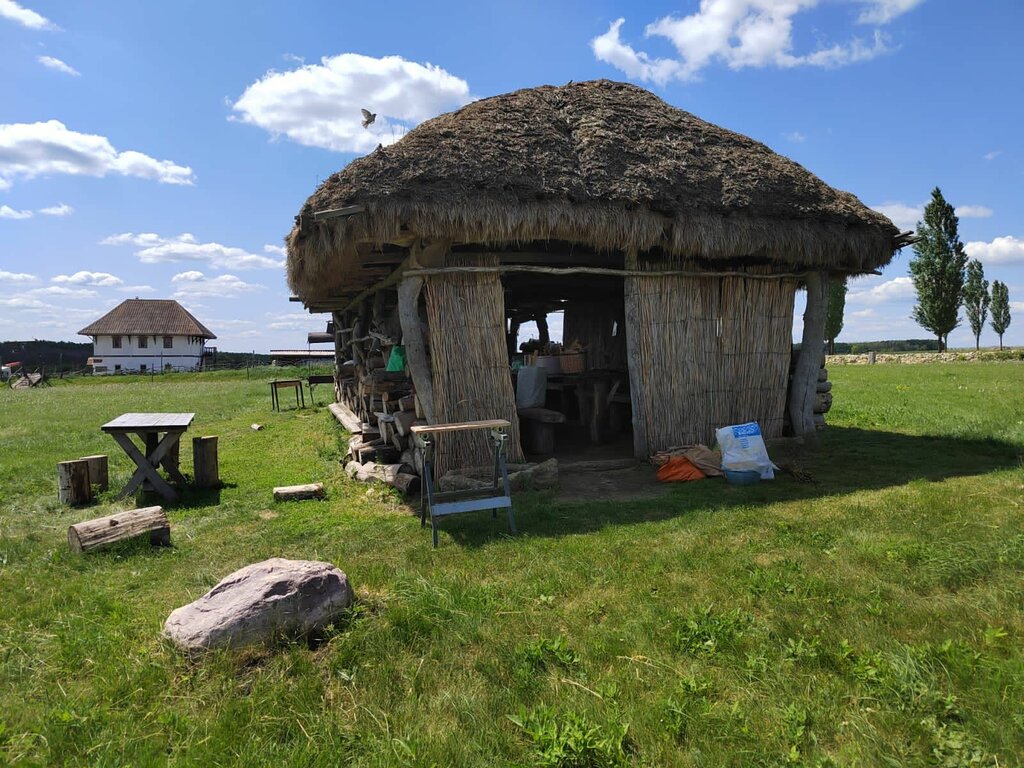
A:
908 187 968 352
824 276 847 355
962 259 990 350
990 280 1012 350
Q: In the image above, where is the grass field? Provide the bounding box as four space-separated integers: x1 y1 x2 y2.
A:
1 364 1022 766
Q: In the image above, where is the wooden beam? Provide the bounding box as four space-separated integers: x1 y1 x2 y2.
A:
398 275 435 424
788 270 828 443
407 265 808 280
312 204 365 221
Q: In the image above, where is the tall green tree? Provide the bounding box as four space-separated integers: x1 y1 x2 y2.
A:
962 259 990 350
824 276 847 355
908 187 968 352
990 280 1012 350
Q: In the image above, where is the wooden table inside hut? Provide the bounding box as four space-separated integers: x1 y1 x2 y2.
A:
101 412 195 501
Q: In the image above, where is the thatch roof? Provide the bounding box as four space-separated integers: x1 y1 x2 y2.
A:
78 299 216 339
287 79 901 300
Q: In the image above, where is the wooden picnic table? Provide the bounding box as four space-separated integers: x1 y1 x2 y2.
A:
101 412 195 501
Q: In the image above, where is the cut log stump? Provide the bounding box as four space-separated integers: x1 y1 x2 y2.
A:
80 454 109 493
193 436 220 488
68 506 170 553
273 483 326 502
57 459 92 506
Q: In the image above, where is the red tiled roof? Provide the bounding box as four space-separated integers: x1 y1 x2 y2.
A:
78 299 216 339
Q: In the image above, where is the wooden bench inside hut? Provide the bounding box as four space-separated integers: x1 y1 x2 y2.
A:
284 80 912 481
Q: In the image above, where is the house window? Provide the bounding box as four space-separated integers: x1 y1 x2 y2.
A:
140 364 147 372
112 335 122 349
163 336 173 349
138 336 148 349
164 363 173 371
114 364 122 372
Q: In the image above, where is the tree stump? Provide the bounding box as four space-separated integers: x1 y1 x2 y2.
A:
193 436 220 488
68 506 170 553
80 454 109 493
273 483 326 501
57 459 92 505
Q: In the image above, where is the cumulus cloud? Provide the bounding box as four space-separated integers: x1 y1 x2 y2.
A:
0 269 37 283
170 271 262 299
0 0 56 30
52 270 124 287
591 0 921 83
38 202 73 216
263 244 287 257
231 52 472 153
965 236 1024 265
0 204 33 219
955 204 993 219
102 232 284 270
265 311 317 330
847 276 916 304
871 201 922 231
37 55 79 76
0 120 194 189
28 285 97 298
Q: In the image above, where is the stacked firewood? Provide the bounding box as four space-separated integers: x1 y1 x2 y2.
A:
813 366 832 427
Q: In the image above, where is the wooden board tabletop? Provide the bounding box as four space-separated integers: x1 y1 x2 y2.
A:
410 419 511 435
101 413 195 431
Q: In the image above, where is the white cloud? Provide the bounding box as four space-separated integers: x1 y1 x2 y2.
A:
871 201 922 231
0 0 56 30
102 232 284 270
592 1 903 83
170 271 262 299
847 276 916 304
52 270 124 287
0 204 33 219
28 285 97 298
955 204 993 219
0 120 194 189
784 131 807 143
965 235 1024 265
263 244 287 257
37 55 79 76
231 52 472 153
855 0 925 25
1010 301 1024 312
116 284 155 294
265 311 316 330
983 150 1001 161
38 202 73 216
0 269 37 283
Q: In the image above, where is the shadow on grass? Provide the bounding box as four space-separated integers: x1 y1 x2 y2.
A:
437 426 1023 547
136 481 238 511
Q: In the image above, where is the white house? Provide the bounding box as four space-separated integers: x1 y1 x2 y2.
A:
78 299 216 374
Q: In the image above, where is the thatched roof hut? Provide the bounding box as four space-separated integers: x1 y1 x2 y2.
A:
287 80 905 470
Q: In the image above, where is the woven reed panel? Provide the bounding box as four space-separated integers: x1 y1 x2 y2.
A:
625 268 796 452
425 255 524 475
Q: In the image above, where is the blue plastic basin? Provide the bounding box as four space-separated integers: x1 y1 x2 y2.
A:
724 469 761 485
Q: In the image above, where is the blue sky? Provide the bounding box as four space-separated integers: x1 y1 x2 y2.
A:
2 0 1022 351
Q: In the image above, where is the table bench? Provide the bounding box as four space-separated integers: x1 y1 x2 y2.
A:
101 412 194 501
270 379 305 411
411 419 516 547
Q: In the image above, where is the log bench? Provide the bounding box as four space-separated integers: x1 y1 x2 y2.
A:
68 506 170 553
517 407 567 455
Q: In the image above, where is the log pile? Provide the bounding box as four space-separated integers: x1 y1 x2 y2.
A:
813 366 832 428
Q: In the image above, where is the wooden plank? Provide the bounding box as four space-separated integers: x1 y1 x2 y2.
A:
101 412 195 431
272 483 326 501
68 506 170 553
410 419 510 435
327 402 362 433
312 204 365 220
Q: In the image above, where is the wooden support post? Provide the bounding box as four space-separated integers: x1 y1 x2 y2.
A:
68 506 170 553
535 312 550 345
622 250 650 459
788 270 828 443
192 436 220 488
57 459 92 505
398 275 435 423
80 454 109 493
273 483 326 501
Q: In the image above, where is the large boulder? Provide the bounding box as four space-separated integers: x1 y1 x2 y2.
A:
164 558 353 652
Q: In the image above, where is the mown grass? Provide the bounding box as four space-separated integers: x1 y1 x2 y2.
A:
1 363 1022 766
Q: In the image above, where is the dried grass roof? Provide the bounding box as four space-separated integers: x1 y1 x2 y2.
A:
288 79 900 299
78 299 216 339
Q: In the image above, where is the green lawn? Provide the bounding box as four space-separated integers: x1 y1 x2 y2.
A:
1 364 1022 766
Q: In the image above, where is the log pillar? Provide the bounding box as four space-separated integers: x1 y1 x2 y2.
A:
788 270 828 443
57 460 92 505
192 436 220 488
398 275 435 424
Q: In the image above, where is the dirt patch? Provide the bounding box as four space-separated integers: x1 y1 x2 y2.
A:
557 464 665 503
255 509 278 520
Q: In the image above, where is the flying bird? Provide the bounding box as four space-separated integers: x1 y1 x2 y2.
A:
361 109 376 129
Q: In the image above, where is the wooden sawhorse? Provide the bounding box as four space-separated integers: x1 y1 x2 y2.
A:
270 379 305 411
411 419 516 548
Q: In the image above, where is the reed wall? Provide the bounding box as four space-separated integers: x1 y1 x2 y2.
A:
625 264 796 453
425 254 525 475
